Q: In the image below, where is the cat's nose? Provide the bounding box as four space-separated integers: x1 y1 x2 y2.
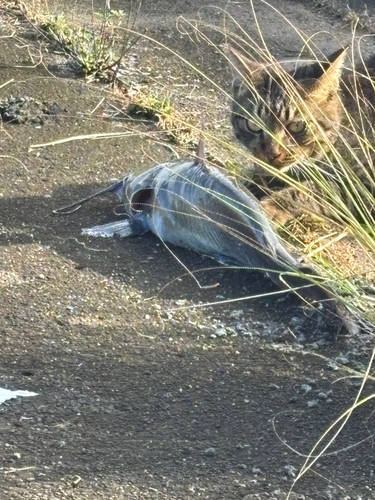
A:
267 151 285 165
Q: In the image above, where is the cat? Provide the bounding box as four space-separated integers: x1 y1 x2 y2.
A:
227 45 375 225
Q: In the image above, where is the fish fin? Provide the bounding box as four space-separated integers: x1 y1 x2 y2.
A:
196 138 205 165
195 138 216 174
82 218 147 238
195 115 208 169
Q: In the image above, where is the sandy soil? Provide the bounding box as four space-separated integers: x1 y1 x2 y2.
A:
0 1 375 498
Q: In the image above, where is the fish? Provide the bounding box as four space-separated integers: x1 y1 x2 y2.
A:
54 152 357 333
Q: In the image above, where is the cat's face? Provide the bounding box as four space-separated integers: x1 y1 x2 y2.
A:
229 47 346 174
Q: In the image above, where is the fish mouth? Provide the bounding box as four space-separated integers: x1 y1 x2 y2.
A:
129 188 153 214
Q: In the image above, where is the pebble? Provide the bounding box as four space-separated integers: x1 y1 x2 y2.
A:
307 400 318 407
205 447 216 457
301 384 312 394
229 310 244 319
284 464 297 478
269 383 280 390
226 327 238 337
290 316 305 328
327 360 339 371
215 328 227 337
335 354 349 365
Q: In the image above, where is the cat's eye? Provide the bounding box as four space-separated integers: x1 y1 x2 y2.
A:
287 121 305 134
245 119 262 133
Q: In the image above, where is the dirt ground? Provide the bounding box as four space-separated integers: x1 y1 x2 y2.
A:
1 1 375 499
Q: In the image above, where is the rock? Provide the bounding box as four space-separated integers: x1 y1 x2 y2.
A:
215 328 227 337
204 447 216 457
269 383 280 390
229 310 244 319
335 354 349 365
301 384 312 394
327 360 339 371
290 316 305 328
284 464 297 477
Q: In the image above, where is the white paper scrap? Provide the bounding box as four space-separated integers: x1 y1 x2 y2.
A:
0 387 38 405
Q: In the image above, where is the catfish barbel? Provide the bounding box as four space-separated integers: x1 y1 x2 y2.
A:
54 153 357 333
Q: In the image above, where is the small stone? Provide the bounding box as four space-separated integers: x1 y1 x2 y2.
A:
301 384 312 394
210 334 217 339
290 317 304 328
252 465 262 474
335 355 349 365
175 299 187 306
284 464 297 477
269 383 280 390
229 310 244 319
226 327 237 336
307 400 318 408
327 360 339 371
317 392 328 400
215 328 227 337
205 447 216 457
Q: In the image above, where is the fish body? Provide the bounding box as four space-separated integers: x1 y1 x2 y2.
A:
76 156 356 332
83 159 299 284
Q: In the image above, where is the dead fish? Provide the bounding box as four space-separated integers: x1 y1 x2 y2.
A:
55 155 357 333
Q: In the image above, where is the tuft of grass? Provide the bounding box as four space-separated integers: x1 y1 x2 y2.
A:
41 12 120 76
127 88 198 145
16 2 140 79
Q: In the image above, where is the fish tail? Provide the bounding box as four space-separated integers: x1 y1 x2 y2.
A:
278 266 359 334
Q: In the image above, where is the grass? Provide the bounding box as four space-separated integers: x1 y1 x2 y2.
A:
127 89 198 145
17 1 140 79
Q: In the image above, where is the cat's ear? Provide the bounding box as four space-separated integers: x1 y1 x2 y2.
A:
310 47 347 101
226 45 264 91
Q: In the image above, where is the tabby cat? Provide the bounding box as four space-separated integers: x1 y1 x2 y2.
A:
228 45 375 225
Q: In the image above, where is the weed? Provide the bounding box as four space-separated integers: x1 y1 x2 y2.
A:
17 2 140 79
128 89 197 145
